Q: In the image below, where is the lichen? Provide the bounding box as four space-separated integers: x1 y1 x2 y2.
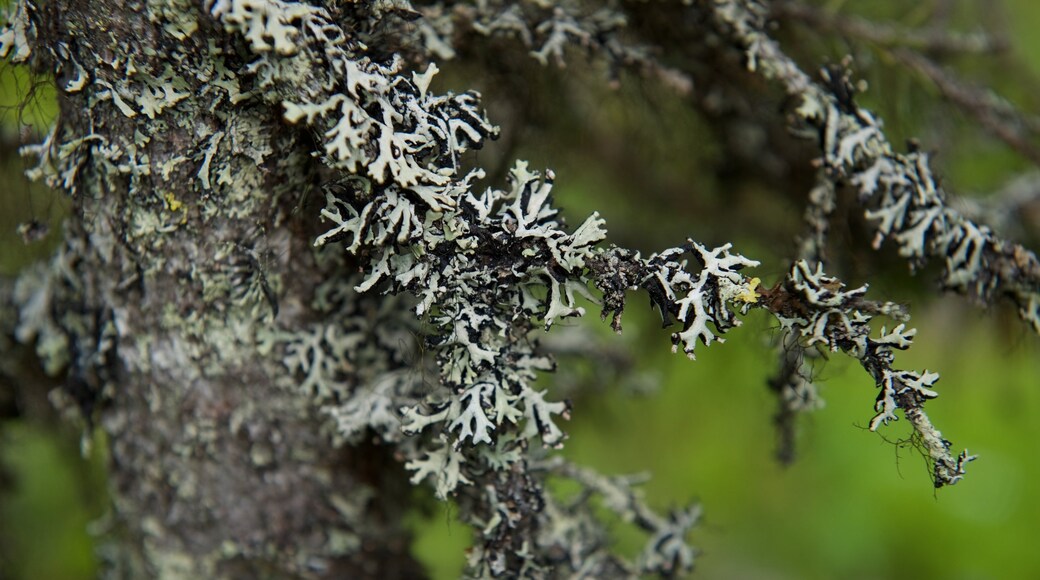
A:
760 260 975 487
0 0 32 62
194 1 753 572
5 0 1022 577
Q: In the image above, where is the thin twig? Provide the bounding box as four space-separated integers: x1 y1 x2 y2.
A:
773 0 1008 56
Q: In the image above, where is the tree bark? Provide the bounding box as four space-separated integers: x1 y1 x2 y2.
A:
11 1 424 576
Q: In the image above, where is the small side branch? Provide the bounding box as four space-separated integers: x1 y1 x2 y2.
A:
773 1 1008 55
758 261 975 487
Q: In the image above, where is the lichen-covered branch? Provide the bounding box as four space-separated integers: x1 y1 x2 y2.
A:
709 0 1040 334
759 261 975 487
767 172 834 463
534 456 702 576
309 151 758 573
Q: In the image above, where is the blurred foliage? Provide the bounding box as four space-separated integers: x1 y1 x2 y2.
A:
0 423 105 579
2 0 1040 579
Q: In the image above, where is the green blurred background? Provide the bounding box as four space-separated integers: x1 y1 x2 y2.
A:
3 1 1040 579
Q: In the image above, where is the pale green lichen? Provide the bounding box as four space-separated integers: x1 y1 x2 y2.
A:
211 0 318 55
147 0 199 40
0 0 32 62
13 260 71 375
135 65 191 119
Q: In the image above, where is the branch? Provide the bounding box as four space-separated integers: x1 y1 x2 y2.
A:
408 1 696 94
536 456 702 576
708 0 1040 334
892 47 1040 166
208 1 724 573
758 261 975 487
767 173 836 463
773 0 1008 56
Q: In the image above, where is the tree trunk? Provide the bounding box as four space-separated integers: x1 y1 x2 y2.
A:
9 1 424 576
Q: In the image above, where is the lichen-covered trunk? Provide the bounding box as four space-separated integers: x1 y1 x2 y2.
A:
13 1 422 576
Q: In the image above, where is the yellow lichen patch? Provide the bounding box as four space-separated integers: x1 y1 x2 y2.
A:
164 192 183 212
738 277 761 303
163 192 188 225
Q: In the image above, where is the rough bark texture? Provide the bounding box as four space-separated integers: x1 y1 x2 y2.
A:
11 1 422 576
